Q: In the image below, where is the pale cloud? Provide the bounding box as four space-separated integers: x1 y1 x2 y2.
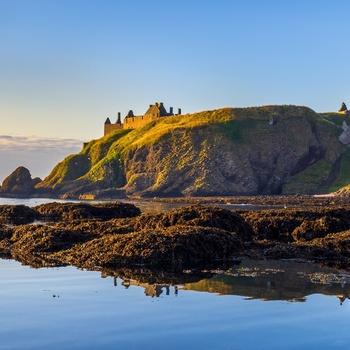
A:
0 134 83 183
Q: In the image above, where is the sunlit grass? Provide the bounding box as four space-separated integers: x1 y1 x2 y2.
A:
283 159 333 194
327 150 350 192
38 105 350 194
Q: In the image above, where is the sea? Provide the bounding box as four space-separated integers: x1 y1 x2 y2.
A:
1 197 350 349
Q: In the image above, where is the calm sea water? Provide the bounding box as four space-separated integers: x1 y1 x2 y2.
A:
0 197 279 213
0 197 189 214
1 259 350 350
1 197 350 349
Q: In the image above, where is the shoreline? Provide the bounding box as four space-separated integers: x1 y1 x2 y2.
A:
1 193 348 210
2 201 350 275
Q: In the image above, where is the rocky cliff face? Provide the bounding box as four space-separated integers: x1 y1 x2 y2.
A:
120 106 344 197
0 167 41 197
31 105 350 198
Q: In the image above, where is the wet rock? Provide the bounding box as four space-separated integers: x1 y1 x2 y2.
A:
11 224 93 253
10 251 66 268
242 207 350 242
3 203 350 271
34 201 141 220
305 230 350 258
53 218 136 236
0 205 40 222
51 225 242 269
339 121 350 145
0 224 13 240
135 205 253 240
292 216 348 241
242 209 303 241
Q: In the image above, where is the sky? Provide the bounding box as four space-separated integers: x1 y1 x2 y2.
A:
1 0 350 182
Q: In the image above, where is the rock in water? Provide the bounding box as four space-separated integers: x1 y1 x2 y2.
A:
0 167 41 197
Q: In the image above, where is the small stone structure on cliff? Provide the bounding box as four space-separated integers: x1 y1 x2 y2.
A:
338 102 349 115
104 102 182 136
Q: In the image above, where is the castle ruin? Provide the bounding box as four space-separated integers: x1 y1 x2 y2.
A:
338 102 349 115
104 102 182 136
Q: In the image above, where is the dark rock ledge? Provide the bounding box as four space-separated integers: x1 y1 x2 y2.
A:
2 202 350 272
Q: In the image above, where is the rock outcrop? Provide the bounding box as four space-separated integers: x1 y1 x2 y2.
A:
338 102 349 114
0 167 41 197
3 203 350 271
339 121 350 145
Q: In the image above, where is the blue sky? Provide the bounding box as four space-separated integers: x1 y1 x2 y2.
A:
1 0 350 181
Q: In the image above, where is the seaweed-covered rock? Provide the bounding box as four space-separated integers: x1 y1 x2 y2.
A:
0 224 13 240
51 225 242 269
292 216 348 241
242 207 350 242
34 202 141 220
11 225 92 253
303 230 350 258
135 205 253 240
53 218 136 236
240 209 303 241
0 205 40 222
260 241 336 261
5 203 350 272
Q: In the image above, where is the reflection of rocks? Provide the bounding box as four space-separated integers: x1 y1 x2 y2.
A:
100 267 218 285
97 260 350 303
182 260 350 302
121 279 175 297
336 294 350 305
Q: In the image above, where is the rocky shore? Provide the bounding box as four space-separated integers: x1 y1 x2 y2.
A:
130 194 349 208
1 198 350 273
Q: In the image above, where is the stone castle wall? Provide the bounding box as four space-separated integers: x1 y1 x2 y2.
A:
104 103 181 136
123 113 162 130
104 122 123 135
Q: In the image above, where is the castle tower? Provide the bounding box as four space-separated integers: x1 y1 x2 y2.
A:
158 102 168 116
116 112 121 124
126 110 134 118
104 115 122 136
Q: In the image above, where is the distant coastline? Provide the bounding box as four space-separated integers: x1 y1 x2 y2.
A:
3 105 350 200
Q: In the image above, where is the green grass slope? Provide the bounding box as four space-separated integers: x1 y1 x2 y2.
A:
37 106 350 197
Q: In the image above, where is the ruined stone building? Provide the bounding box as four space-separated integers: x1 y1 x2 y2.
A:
339 102 349 115
104 102 182 136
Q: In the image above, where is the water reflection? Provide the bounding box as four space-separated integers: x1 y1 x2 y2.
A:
100 260 350 304
121 279 179 297
3 251 350 304
2 258 350 349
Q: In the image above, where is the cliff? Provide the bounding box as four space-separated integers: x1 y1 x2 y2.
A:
33 105 350 198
